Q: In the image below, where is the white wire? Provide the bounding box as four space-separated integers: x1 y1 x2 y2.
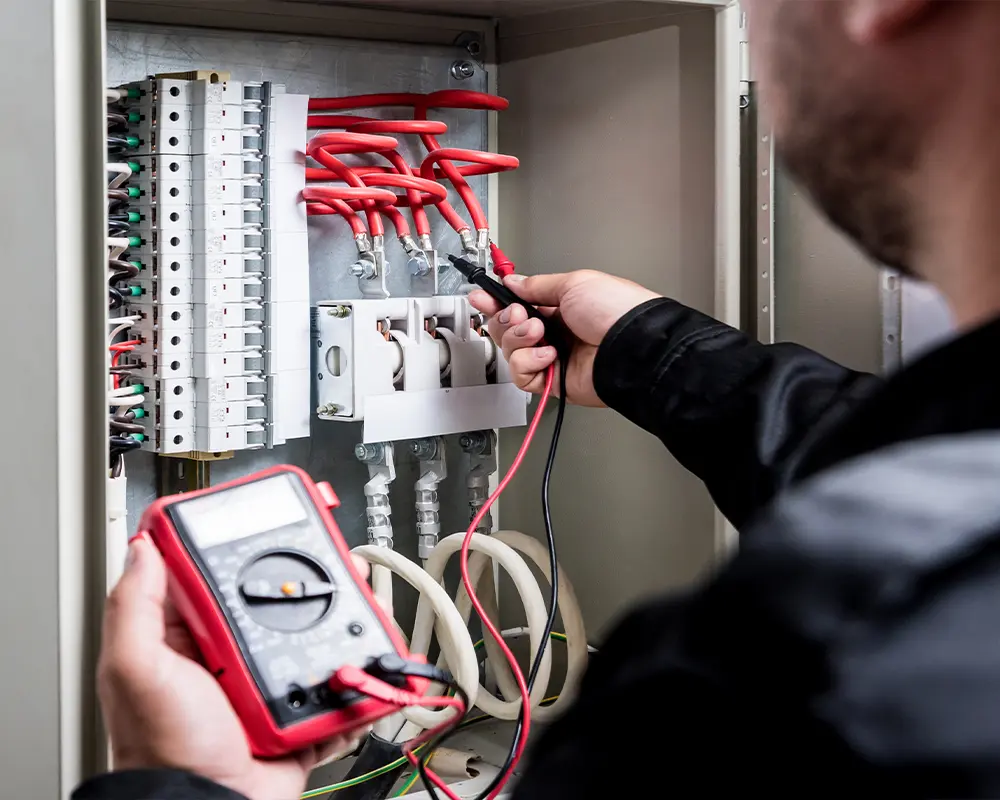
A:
111 397 144 411
109 385 142 398
107 237 131 260
106 88 123 102
478 531 588 722
108 317 139 344
107 163 132 189
350 545 479 732
387 533 553 744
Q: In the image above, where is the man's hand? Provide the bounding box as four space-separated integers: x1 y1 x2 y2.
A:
470 270 661 407
98 535 368 800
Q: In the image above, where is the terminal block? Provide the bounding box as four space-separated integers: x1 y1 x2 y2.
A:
117 75 310 453
312 296 528 444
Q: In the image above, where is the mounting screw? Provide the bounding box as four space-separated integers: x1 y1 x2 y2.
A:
349 261 370 279
451 60 476 81
407 252 431 277
327 305 351 318
355 443 385 464
348 622 364 637
317 403 341 417
411 438 439 461
460 431 489 455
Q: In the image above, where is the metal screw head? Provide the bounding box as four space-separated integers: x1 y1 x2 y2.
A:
349 261 366 278
411 438 439 461
407 252 431 277
348 622 364 637
327 305 351 318
460 431 488 454
451 60 476 81
355 442 385 464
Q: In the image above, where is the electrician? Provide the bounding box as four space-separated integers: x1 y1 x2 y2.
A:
75 1 1000 798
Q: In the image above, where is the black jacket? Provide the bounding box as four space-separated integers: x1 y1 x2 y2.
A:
75 298 1000 799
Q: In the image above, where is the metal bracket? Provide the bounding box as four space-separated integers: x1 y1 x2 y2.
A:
156 451 232 495
357 441 397 548
462 430 497 534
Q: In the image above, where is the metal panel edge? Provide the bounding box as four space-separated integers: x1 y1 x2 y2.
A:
713 1 743 560
107 0 493 46
58 0 109 790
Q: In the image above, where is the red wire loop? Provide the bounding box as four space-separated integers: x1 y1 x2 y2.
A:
304 91 519 271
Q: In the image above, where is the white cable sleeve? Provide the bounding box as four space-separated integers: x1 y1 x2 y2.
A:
107 163 131 189
411 533 552 718
112 397 145 412
351 546 479 731
480 531 588 722
106 88 123 102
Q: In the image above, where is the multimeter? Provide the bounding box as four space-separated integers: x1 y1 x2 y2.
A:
138 464 426 758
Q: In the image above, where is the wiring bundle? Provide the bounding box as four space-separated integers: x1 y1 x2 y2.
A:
106 87 147 475
304 90 519 285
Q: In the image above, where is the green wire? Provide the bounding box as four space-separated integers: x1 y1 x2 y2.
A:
302 635 571 799
392 766 423 797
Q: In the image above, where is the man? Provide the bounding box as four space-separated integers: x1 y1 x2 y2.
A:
75 0 1000 797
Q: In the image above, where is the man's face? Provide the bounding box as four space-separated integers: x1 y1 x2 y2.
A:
744 0 919 274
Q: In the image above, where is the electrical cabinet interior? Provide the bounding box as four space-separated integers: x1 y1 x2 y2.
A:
0 1 743 798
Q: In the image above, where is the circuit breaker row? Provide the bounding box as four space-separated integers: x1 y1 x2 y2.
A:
119 76 311 454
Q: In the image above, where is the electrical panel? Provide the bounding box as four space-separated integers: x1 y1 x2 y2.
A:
115 75 311 454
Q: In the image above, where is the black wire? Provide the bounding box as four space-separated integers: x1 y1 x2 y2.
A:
108 220 130 236
111 452 124 478
109 258 140 279
419 354 569 800
109 212 134 222
110 418 146 435
107 112 128 128
108 286 125 310
415 684 472 799
109 435 141 455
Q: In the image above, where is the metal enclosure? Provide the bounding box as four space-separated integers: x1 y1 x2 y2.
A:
0 0 743 795
496 3 731 637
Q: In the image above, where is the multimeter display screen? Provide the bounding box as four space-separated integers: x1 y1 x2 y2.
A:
174 474 309 550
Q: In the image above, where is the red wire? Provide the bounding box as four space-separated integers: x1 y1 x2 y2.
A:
306 132 400 237
306 91 515 234
408 365 555 800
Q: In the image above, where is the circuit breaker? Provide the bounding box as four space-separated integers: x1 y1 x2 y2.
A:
119 75 311 454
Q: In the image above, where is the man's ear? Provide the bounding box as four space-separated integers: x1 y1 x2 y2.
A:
844 0 935 44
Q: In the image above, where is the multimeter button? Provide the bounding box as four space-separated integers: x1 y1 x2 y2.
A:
316 481 340 509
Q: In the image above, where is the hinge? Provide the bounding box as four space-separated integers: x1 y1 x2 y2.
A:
739 5 751 92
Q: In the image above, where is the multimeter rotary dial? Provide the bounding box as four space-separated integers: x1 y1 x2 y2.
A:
238 550 336 633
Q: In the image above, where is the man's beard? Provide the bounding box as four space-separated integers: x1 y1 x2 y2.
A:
771 4 920 276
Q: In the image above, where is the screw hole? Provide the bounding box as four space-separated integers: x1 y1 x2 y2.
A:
170 212 179 222
169 87 180 97
171 336 180 346
169 187 179 197
171 311 181 321
173 410 183 420
170 286 180 296
173 386 183 396
169 111 180 122
169 136 179 147
169 162 179 172
170 360 180 370
173 435 183 445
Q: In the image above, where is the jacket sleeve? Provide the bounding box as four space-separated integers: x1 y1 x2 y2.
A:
592 298 881 528
72 770 249 800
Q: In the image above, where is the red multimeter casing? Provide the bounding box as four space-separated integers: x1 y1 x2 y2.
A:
138 464 425 758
